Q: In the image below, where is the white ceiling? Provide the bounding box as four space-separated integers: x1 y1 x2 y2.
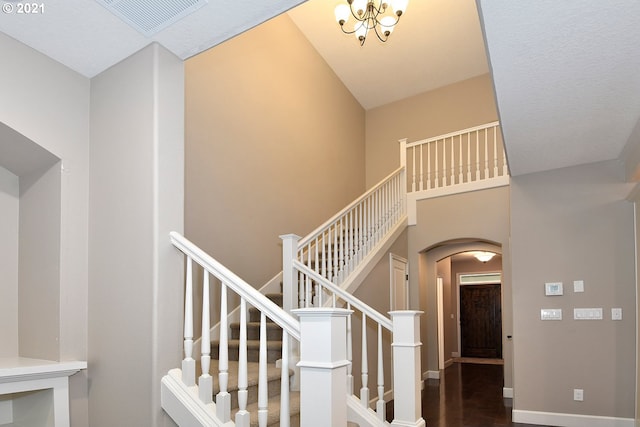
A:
1 0 639 176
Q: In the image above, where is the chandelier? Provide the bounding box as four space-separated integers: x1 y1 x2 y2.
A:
334 0 409 46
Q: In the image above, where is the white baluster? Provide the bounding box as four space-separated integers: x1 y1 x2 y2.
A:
450 137 455 185
376 324 385 421
339 217 345 282
217 283 231 422
360 313 369 407
334 221 340 284
467 132 472 182
327 227 333 283
419 145 424 191
235 299 249 427
199 271 212 404
305 269 311 308
484 128 489 179
280 332 291 427
475 130 480 180
501 126 507 175
493 126 499 178
434 140 439 187
258 312 268 427
182 257 195 386
459 134 464 183
411 146 416 192
321 232 327 280
347 303 354 395
442 139 447 186
306 246 312 302
299 269 305 309
427 142 432 189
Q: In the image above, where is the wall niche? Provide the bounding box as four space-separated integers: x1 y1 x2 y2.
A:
0 122 61 361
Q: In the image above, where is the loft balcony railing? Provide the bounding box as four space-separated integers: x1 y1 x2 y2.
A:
400 121 508 224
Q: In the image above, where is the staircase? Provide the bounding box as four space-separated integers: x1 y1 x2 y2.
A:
210 292 301 427
161 122 508 427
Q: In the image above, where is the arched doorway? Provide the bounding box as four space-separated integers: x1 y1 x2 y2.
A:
418 238 512 398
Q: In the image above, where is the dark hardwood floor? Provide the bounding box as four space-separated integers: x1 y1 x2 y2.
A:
419 362 549 427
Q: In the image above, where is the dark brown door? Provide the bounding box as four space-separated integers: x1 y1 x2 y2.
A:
460 284 502 358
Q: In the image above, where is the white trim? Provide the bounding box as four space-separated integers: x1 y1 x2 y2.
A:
503 387 513 398
436 277 445 371
444 358 454 368
513 410 635 427
424 370 440 380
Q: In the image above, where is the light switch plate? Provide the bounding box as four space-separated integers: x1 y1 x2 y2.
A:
573 280 584 293
574 308 603 320
541 308 562 320
545 282 563 296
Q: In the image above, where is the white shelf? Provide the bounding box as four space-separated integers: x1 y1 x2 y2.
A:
0 358 86 427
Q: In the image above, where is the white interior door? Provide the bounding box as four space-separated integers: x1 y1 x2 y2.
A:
390 254 408 311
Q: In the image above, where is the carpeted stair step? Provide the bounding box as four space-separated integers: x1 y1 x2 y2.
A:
239 391 300 427
202 359 291 410
211 339 283 364
230 321 283 341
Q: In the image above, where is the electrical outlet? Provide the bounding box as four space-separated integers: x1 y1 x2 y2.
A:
573 389 584 401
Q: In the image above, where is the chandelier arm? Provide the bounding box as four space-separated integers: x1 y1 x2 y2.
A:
339 25 360 36
372 25 389 43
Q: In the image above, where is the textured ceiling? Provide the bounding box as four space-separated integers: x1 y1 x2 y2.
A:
0 0 304 77
478 0 640 176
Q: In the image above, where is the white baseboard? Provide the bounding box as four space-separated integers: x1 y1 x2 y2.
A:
424 370 440 380
513 410 635 427
503 387 513 398
444 358 454 368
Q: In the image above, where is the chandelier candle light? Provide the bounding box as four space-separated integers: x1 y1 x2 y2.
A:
334 0 409 45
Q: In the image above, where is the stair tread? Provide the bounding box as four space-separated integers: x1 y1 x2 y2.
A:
215 339 283 349
198 359 288 392
237 391 300 427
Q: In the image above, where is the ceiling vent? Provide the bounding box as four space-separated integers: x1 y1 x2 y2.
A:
96 0 208 37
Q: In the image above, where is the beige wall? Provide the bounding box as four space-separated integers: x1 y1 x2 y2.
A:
185 14 366 288
365 73 498 187
0 32 90 425
0 166 18 357
89 44 184 427
510 160 635 418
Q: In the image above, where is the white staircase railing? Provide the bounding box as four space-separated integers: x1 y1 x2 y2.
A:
401 121 508 225
290 263 424 427
403 121 506 193
280 166 425 427
162 232 301 427
282 166 406 312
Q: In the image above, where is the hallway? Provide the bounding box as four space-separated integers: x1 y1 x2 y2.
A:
422 363 549 427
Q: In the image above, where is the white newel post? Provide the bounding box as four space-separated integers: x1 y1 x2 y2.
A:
280 234 300 314
294 308 352 427
389 311 426 427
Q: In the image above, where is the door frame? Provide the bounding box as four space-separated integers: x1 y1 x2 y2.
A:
456 271 502 358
